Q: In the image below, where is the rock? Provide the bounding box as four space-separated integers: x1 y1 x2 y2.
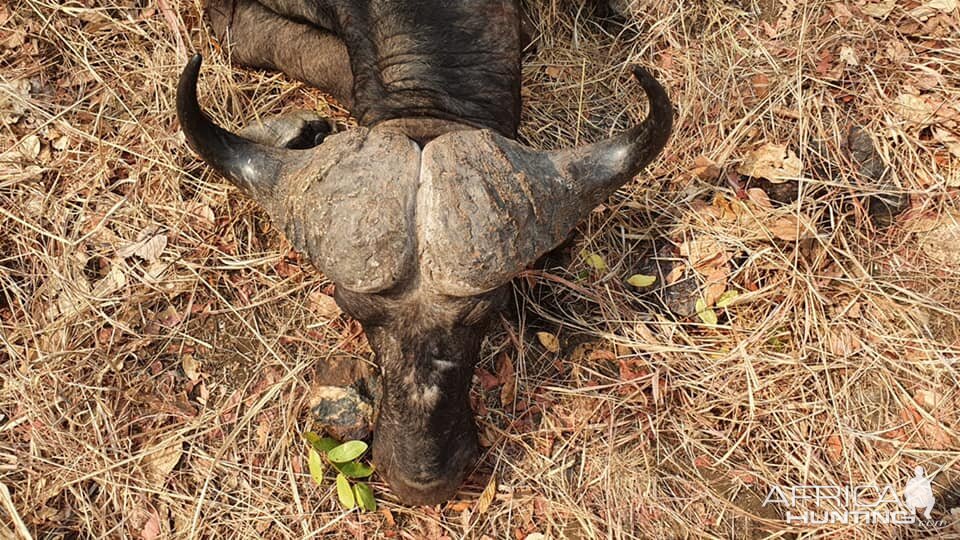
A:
845 126 908 227
634 243 701 319
309 385 374 441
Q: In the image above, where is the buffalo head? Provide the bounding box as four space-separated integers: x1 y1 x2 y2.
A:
177 54 671 504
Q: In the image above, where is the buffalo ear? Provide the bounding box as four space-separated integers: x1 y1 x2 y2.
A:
418 67 672 296
177 54 295 201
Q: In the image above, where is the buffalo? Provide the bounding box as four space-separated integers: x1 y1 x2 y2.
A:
177 0 672 505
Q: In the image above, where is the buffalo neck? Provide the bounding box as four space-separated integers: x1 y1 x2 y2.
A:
330 0 522 138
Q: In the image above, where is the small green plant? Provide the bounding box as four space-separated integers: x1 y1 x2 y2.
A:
304 432 377 511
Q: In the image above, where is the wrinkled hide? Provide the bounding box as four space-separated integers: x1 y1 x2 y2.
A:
179 0 672 505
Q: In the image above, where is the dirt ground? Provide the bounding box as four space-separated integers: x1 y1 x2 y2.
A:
2 0 960 538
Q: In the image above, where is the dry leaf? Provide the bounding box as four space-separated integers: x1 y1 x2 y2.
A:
861 0 896 17
536 331 560 353
476 476 497 514
737 143 802 182
186 203 215 230
92 264 126 297
928 0 958 11
750 73 770 98
181 354 201 382
746 188 773 209
118 227 167 262
910 0 957 18
691 155 721 180
544 65 565 79
0 79 30 125
933 127 960 158
839 46 859 65
894 94 934 126
679 237 725 274
140 509 161 540
497 353 516 406
915 212 960 266
825 434 843 462
703 267 728 306
766 214 817 241
20 134 40 159
664 262 685 285
914 389 944 411
142 441 183 485
309 291 342 320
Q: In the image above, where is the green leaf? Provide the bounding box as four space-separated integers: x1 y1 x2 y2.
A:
582 251 607 271
334 460 374 479
626 274 657 288
336 473 355 509
307 448 325 485
353 482 377 511
327 440 368 463
304 432 339 453
696 298 718 325
715 290 739 308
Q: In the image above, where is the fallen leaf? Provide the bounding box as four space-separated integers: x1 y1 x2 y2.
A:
582 251 607 271
703 267 728 306
933 127 960 158
715 290 739 308
928 0 957 11
181 354 201 382
766 214 817 241
0 79 31 125
477 368 500 390
536 332 560 353
309 291 342 320
825 434 843 462
476 476 497 514
497 353 516 406
910 0 957 18
746 188 773 210
861 0 896 17
142 441 183 485
20 134 40 160
92 264 126 297
141 509 161 540
626 274 657 287
737 143 802 182
186 203 215 230
664 263 685 285
679 237 725 274
914 389 944 411
696 298 718 325
750 73 770 98
895 93 934 126
691 155 721 180
544 66 566 79
118 227 167 262
839 46 859 65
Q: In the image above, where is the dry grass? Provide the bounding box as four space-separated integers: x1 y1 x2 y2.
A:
2 0 960 538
